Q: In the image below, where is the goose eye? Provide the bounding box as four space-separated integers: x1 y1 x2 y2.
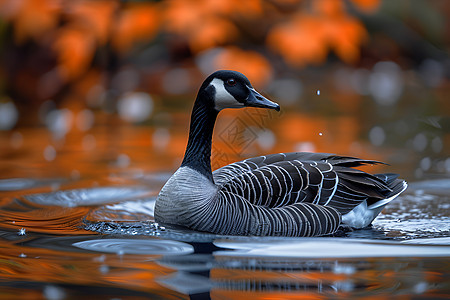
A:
226 78 236 86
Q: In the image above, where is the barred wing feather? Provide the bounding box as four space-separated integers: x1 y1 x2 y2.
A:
213 152 334 186
212 152 402 235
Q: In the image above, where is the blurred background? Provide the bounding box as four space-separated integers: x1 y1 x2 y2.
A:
0 0 449 183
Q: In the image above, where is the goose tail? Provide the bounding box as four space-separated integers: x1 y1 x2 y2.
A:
368 173 408 209
342 173 407 228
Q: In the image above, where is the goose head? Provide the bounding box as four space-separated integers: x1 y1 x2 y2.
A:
200 70 280 112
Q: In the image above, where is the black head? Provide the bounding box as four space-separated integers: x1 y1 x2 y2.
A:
200 70 280 112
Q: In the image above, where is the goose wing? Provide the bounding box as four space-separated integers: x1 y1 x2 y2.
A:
213 152 334 186
209 153 343 236
213 152 396 214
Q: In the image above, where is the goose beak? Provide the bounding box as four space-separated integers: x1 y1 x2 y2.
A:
245 87 280 112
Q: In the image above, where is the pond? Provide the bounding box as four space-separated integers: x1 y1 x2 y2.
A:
0 81 449 299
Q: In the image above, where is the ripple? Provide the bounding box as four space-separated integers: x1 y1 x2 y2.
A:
105 198 156 216
85 199 156 222
214 239 450 258
0 178 64 191
73 238 193 255
25 186 152 207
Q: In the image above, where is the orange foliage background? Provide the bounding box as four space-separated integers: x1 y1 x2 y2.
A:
0 0 380 96
0 0 448 174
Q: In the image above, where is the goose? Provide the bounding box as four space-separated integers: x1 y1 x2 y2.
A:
154 70 407 237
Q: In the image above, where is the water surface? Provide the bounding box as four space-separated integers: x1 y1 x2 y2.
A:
0 89 449 298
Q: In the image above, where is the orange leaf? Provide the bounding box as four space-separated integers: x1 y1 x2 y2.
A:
312 0 345 17
112 3 160 53
323 16 367 63
267 14 328 67
189 18 238 53
350 0 381 13
9 0 61 44
53 27 95 81
65 0 117 46
213 47 272 87
163 0 204 34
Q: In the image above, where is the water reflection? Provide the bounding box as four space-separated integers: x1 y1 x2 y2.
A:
155 247 450 298
208 256 448 298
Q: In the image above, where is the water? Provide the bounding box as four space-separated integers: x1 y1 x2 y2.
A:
0 157 448 299
0 90 449 298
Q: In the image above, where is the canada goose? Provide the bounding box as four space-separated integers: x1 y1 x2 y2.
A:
155 70 407 237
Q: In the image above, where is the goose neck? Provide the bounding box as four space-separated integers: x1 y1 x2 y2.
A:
181 94 218 182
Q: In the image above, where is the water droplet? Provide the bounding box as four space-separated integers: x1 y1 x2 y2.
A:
19 253 27 258
319 132 323 136
18 228 26 236
316 90 320 95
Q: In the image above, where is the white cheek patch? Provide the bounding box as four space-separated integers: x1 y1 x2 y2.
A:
210 78 244 111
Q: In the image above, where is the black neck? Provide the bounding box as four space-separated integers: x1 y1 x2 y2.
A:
181 90 218 182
